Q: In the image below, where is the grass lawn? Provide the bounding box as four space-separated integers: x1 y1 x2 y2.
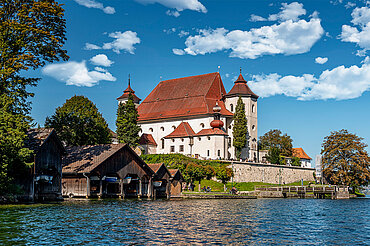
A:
188 180 314 192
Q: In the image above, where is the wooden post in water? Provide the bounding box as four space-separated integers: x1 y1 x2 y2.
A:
138 179 142 198
98 179 103 199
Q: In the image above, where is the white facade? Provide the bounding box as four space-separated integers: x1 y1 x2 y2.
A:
224 96 258 161
139 116 229 159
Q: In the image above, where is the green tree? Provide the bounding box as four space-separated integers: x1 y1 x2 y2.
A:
116 93 141 147
232 97 248 159
215 165 234 191
45 96 111 146
0 0 67 195
204 165 215 180
0 97 33 195
290 156 301 166
259 129 293 157
184 162 206 191
0 0 68 114
321 129 370 190
267 147 281 165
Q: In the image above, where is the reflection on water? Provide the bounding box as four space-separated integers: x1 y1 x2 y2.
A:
0 198 369 245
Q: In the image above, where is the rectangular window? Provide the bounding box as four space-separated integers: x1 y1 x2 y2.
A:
218 150 221 157
170 146 175 152
179 145 184 152
207 150 210 157
161 139 165 149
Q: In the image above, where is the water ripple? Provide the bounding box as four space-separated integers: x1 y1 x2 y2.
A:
0 198 369 245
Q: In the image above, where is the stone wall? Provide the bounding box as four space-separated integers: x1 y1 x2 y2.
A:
229 161 315 184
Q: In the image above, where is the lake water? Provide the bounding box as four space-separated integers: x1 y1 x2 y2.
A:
0 198 369 245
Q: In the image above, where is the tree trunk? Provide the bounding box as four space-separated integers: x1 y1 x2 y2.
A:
224 184 226 192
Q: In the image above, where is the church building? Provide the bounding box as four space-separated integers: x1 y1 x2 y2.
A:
117 71 259 161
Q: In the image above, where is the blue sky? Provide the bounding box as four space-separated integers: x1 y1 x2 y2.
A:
30 0 370 165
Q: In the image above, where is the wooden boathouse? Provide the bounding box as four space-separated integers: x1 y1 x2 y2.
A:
22 128 66 201
147 163 171 198
169 169 184 197
62 144 155 198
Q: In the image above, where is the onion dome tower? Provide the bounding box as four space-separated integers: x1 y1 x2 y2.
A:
210 101 224 129
117 75 141 106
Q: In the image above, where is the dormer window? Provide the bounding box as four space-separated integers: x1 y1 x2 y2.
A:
149 128 153 132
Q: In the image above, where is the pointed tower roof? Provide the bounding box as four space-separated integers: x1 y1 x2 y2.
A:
225 70 258 99
117 75 141 103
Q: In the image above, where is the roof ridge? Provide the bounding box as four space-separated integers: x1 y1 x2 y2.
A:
160 72 218 83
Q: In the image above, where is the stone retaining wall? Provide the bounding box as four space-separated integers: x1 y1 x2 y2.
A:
228 162 315 184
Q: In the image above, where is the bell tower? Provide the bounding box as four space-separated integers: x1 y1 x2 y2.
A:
225 69 258 162
116 74 141 107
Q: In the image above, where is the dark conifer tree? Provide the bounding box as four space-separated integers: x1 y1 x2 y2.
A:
116 93 141 147
232 97 248 159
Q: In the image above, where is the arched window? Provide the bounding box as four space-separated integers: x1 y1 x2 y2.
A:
252 104 255 113
149 128 153 132
172 125 176 130
198 137 201 141
172 139 175 142
160 127 164 131
252 125 255 131
200 123 205 128
230 104 234 112
181 138 184 142
207 136 211 140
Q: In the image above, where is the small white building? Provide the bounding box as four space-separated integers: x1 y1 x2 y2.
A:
286 147 312 168
117 71 259 161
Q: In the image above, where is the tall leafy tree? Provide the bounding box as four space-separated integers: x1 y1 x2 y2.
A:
0 97 33 195
0 0 67 194
232 97 248 159
215 165 234 191
183 163 206 191
259 129 293 157
266 147 281 165
322 129 370 189
116 93 141 147
0 0 68 114
45 96 111 146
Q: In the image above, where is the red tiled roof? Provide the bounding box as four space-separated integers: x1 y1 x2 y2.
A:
196 128 228 136
139 133 157 146
117 83 141 103
226 73 258 99
137 72 233 121
292 148 312 160
165 122 196 138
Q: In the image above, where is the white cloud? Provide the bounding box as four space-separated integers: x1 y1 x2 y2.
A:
250 2 306 22
74 0 115 14
90 54 114 67
163 28 176 34
42 61 116 87
176 17 324 59
166 10 180 17
85 31 141 54
340 7 370 54
172 48 185 55
135 0 207 16
250 14 266 22
84 43 101 50
315 57 328 64
178 30 189 37
268 2 306 22
248 58 370 100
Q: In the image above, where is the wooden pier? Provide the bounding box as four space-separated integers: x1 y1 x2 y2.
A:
255 185 350 199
